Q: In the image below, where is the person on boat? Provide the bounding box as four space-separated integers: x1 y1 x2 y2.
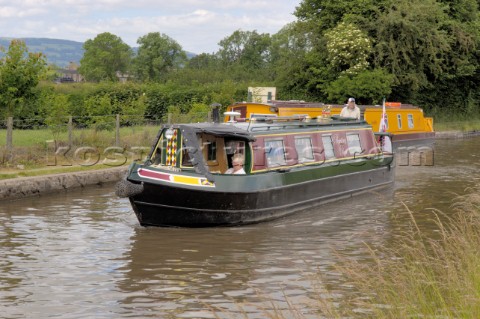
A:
224 156 246 174
340 97 361 120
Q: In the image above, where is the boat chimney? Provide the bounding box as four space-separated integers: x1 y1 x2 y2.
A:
210 103 221 123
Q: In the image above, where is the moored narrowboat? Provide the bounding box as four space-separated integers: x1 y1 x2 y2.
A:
225 100 435 148
117 115 395 227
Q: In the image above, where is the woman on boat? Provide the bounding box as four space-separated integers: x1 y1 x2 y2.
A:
224 156 246 174
340 97 361 120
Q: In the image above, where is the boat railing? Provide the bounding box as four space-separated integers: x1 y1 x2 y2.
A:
246 114 364 132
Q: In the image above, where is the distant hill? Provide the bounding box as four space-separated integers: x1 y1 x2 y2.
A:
0 37 84 67
0 37 196 68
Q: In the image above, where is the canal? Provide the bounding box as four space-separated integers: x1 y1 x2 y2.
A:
1 137 479 318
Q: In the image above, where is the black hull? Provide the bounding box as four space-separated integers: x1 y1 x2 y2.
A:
129 166 394 227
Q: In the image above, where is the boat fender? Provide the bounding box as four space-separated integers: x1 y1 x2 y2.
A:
115 179 144 198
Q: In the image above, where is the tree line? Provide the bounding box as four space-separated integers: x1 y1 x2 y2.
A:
1 0 479 128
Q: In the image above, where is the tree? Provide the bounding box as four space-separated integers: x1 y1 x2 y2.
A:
217 30 271 71
373 0 452 99
79 32 133 82
269 22 319 99
292 0 480 108
133 32 187 82
186 53 220 70
0 40 47 117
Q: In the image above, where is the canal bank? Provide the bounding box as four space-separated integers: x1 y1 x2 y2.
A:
0 166 128 201
435 130 480 139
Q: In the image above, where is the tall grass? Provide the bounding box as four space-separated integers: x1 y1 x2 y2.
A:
333 189 480 318
429 110 480 132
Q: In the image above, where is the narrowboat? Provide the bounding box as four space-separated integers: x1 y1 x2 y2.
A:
225 101 435 148
117 115 395 227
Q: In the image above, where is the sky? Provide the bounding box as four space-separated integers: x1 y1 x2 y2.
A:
0 0 301 54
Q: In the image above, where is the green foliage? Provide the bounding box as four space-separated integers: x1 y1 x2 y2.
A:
42 93 71 134
323 69 393 104
294 0 480 109
295 0 385 30
133 32 187 82
0 40 47 117
324 22 372 75
78 32 133 82
84 94 115 130
217 30 272 71
269 22 318 98
374 0 451 93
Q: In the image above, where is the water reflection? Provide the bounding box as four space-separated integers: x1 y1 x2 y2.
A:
0 137 479 318
117 192 393 318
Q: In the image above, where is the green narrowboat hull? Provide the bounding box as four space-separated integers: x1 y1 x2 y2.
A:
124 156 394 227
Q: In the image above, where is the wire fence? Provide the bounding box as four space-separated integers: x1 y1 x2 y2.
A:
0 113 214 166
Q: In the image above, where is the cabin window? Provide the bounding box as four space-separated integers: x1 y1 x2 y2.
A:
294 136 314 162
150 135 164 165
397 114 402 129
225 140 245 168
265 139 286 167
407 114 414 128
207 141 217 161
321 135 336 160
347 134 362 155
181 142 193 167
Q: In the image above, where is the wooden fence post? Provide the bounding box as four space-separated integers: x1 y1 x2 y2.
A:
115 114 120 147
6 117 13 159
68 116 73 147
167 113 172 124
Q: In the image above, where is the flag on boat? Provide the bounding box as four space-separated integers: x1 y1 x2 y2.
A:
379 98 393 153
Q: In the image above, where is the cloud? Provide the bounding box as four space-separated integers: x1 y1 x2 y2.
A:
1 0 298 53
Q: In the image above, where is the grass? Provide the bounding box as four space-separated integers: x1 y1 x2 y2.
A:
428 111 480 132
0 124 159 173
0 124 160 148
434 118 480 132
328 188 480 318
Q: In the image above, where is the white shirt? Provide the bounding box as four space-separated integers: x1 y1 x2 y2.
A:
340 105 361 120
224 167 246 174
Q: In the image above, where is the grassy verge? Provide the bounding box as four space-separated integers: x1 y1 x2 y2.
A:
434 118 480 132
0 125 159 148
0 125 158 175
0 164 127 180
429 111 480 132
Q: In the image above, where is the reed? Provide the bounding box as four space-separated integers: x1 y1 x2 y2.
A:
333 189 480 318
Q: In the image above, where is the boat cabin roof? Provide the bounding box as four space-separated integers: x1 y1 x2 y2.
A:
230 100 421 111
166 116 370 141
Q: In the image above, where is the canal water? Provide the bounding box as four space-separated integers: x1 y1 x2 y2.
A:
1 137 479 319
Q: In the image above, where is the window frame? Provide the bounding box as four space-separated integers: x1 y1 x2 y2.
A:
397 114 403 129
407 114 414 129
346 133 362 156
264 138 287 167
321 135 336 160
294 135 315 163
